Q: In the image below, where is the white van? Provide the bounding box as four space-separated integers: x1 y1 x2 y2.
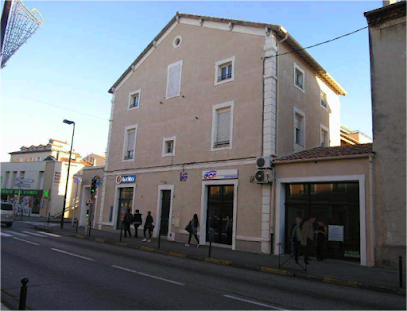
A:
1 202 15 227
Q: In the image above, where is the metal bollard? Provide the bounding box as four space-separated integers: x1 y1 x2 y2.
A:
19 278 29 310
208 231 212 258
158 229 161 249
47 213 50 227
76 218 79 233
119 223 123 242
399 256 403 288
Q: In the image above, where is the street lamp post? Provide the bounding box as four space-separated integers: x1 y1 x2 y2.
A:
61 119 75 229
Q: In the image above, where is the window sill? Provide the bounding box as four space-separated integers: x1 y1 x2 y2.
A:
293 83 305 94
320 104 328 112
165 93 181 100
214 77 234 87
122 158 134 163
211 145 232 152
162 153 175 158
128 105 140 111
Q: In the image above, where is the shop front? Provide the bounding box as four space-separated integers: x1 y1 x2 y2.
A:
1 189 43 215
114 174 136 229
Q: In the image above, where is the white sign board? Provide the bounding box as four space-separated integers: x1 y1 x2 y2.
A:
328 225 344 242
202 169 238 180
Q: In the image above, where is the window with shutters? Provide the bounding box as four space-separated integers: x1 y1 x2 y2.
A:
122 125 137 161
162 136 176 157
166 60 183 99
211 101 234 151
293 63 305 93
128 89 141 110
214 56 235 86
293 107 305 151
320 91 328 111
320 124 329 147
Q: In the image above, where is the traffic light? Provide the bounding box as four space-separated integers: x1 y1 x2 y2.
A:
90 177 97 194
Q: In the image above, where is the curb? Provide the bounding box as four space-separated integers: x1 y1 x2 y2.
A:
34 226 406 296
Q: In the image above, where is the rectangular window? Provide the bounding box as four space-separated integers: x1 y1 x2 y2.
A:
128 89 141 110
122 125 137 161
162 136 176 157
293 107 306 150
320 125 329 147
39 171 45 189
214 56 235 86
166 60 183 99
320 91 328 110
293 63 305 93
211 101 234 150
3 172 10 188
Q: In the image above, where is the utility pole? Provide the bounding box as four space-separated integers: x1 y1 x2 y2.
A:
71 175 80 226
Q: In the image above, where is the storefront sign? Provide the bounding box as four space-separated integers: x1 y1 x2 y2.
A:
180 172 188 181
54 171 61 184
116 174 136 184
1 189 43 196
344 250 360 258
328 225 344 242
202 169 238 180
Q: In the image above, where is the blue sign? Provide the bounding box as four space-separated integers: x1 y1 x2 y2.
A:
180 172 188 181
116 174 136 184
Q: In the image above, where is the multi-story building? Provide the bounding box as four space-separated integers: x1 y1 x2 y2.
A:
340 125 372 145
94 12 347 254
1 139 93 218
83 153 106 167
365 0 406 267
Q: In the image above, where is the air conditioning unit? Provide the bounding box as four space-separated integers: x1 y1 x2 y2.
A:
255 169 274 184
256 156 271 169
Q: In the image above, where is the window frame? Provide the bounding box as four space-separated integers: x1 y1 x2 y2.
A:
214 56 235 86
293 107 306 151
165 60 183 100
293 63 305 93
122 124 138 162
211 101 234 151
128 89 141 110
320 90 328 111
162 136 176 157
320 124 329 147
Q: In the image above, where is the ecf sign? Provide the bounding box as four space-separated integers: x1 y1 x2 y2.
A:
116 175 136 184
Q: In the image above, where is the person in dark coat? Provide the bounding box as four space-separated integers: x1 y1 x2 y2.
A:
123 208 133 238
142 211 154 242
133 209 142 238
301 216 316 265
291 216 303 264
208 215 219 243
316 218 327 261
185 214 200 248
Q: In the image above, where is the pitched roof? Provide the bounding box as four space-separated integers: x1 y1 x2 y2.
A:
274 143 373 163
108 12 346 96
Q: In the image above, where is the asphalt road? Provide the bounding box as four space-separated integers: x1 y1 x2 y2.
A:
1 221 405 310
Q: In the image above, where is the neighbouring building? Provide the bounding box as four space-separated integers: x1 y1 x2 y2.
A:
340 125 372 145
83 153 106 167
1 139 94 218
365 0 406 267
88 12 352 258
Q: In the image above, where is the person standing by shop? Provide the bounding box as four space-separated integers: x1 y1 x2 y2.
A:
133 209 142 238
301 216 316 265
123 208 133 238
291 216 303 264
142 211 154 242
185 214 200 248
316 218 328 261
208 215 219 243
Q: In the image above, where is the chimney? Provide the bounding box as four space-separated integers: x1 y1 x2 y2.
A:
383 0 398 6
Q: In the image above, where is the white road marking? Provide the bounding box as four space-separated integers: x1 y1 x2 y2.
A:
223 295 284 310
10 232 28 237
0 232 13 237
37 231 61 238
51 248 95 261
111 265 184 286
12 237 40 245
23 231 47 237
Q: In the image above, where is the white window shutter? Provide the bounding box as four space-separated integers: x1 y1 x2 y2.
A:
216 109 231 143
127 130 135 151
167 62 182 98
295 115 301 130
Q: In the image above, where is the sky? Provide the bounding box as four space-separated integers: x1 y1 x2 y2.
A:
0 0 380 162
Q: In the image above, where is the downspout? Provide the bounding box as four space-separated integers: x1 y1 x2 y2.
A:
369 154 376 266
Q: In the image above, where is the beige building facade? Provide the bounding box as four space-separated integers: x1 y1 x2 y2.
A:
93 13 349 256
365 1 406 267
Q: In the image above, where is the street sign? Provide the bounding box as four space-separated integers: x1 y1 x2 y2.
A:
73 175 81 183
18 183 31 188
15 178 34 183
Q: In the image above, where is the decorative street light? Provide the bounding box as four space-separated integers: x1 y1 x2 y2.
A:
61 119 75 229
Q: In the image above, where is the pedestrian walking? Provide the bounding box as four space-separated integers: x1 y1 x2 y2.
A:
123 208 133 238
208 215 219 243
301 216 316 265
142 211 154 242
133 209 142 238
291 216 303 264
185 214 200 248
316 218 328 261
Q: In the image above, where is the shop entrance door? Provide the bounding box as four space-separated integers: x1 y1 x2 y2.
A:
116 187 133 229
160 190 171 236
206 185 234 245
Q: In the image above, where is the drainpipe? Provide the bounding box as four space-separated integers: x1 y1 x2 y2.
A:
369 155 376 266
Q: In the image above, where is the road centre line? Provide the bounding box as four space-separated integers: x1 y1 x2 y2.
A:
12 237 40 245
223 294 284 310
23 231 46 237
38 231 62 237
51 248 95 261
111 265 184 286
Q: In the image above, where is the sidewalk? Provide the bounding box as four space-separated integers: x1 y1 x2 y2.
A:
35 224 406 296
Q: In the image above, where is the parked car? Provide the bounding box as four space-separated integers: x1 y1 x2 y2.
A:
1 202 15 227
